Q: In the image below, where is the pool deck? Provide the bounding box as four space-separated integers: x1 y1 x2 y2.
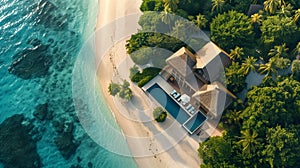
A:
143 75 207 134
142 75 173 94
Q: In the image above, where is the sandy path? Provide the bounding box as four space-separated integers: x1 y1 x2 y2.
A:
96 0 142 29
95 0 201 167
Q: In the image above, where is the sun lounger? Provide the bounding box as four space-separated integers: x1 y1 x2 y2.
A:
190 110 195 115
188 107 195 113
170 90 176 95
177 97 182 102
185 104 192 110
174 93 181 99
171 91 177 97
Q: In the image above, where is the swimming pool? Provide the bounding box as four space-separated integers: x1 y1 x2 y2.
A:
183 111 207 134
147 83 190 124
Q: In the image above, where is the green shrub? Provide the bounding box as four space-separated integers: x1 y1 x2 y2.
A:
108 82 121 96
130 47 153 65
153 107 167 122
140 67 161 76
131 67 161 84
138 76 153 87
140 0 163 12
119 80 132 101
130 72 143 82
129 65 140 79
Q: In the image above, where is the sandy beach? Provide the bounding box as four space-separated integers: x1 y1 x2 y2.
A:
95 0 202 167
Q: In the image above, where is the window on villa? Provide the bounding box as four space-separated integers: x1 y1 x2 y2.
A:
198 69 203 74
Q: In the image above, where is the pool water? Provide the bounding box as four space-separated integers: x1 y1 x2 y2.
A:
183 111 206 133
147 83 190 124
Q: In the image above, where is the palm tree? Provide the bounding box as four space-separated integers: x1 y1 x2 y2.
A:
258 59 278 76
264 0 284 14
293 8 300 22
171 20 183 39
268 43 289 58
161 11 173 31
171 19 197 40
163 0 179 13
291 60 300 79
293 41 300 57
277 3 293 17
237 129 260 156
250 13 263 25
225 109 242 126
193 13 208 29
229 46 244 61
212 0 225 13
239 56 258 75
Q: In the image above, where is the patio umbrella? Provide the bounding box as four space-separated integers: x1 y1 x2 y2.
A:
180 94 190 104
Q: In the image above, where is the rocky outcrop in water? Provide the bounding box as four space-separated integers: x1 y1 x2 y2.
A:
33 103 52 121
34 0 69 30
8 40 52 79
0 114 41 168
53 119 79 160
55 131 79 160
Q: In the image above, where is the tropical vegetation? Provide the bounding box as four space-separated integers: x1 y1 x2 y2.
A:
108 80 132 101
130 67 161 87
132 0 300 167
153 107 168 122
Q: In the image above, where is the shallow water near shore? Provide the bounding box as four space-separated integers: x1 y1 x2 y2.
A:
0 0 137 167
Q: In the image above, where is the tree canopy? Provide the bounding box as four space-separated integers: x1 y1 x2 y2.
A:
133 2 300 167
200 77 300 167
260 15 299 52
198 136 233 168
225 62 247 94
108 80 132 101
210 10 255 52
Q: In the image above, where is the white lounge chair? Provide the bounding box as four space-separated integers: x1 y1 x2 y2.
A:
177 97 182 102
185 104 192 110
171 91 177 97
188 107 195 113
191 110 195 115
174 93 181 99
170 90 176 95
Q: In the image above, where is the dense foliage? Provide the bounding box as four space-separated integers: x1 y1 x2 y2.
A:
292 60 300 80
126 11 208 66
153 107 167 122
210 10 255 52
108 80 132 101
260 15 299 53
200 78 300 168
225 62 247 94
108 82 121 96
134 0 300 167
130 67 161 87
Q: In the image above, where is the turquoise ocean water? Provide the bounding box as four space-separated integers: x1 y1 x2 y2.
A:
0 0 137 167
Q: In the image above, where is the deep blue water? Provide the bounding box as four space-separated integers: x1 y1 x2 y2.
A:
183 112 206 133
0 0 137 167
147 83 190 124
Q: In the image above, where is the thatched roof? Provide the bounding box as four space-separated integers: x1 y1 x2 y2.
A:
194 42 229 69
166 47 196 78
192 81 236 116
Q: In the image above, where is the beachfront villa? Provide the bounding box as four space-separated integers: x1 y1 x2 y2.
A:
142 41 236 134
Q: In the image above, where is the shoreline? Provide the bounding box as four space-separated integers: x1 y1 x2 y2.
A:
95 0 201 167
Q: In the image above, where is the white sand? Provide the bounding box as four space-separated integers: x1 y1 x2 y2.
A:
95 0 202 167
